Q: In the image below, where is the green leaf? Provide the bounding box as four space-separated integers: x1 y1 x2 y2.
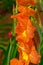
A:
0 45 6 53
2 35 18 65
39 29 43 65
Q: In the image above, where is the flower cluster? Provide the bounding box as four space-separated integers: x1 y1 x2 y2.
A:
10 0 41 65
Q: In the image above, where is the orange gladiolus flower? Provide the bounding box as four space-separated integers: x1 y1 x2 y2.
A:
17 39 34 54
29 46 41 64
10 58 19 65
18 6 36 14
10 2 41 65
11 8 36 42
10 58 29 65
10 58 25 65
10 45 41 65
11 6 36 19
16 0 35 6
18 41 41 63
15 17 36 43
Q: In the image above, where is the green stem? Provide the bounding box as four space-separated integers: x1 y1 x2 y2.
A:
13 44 18 58
12 2 18 36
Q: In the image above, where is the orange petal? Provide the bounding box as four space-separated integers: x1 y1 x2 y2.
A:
11 15 15 19
11 13 24 19
17 0 35 6
10 58 18 65
16 34 30 44
18 6 26 12
15 17 28 35
11 7 36 19
15 21 26 35
29 46 41 64
29 0 35 5
18 59 24 65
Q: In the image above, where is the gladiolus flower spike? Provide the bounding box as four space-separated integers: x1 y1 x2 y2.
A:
10 0 41 65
